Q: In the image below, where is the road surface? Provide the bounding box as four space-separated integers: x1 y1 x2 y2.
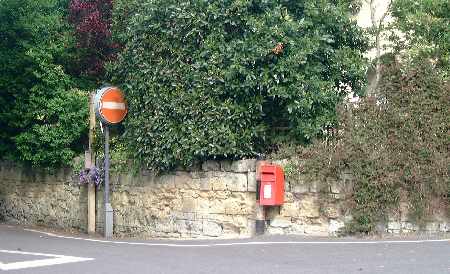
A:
0 224 449 274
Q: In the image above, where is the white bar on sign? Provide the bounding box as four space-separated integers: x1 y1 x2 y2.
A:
263 184 272 199
102 102 125 110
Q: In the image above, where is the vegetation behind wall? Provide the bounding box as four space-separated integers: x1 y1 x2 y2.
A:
108 0 368 172
274 58 449 234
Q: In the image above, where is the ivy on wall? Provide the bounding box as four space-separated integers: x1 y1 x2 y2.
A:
280 58 449 234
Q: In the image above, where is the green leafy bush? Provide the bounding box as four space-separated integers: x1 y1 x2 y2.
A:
109 0 367 172
287 58 449 233
390 0 450 73
0 0 88 167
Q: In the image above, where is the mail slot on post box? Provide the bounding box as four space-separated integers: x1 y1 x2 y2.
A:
259 164 285 205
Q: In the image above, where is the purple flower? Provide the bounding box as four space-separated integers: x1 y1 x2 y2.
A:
79 167 102 186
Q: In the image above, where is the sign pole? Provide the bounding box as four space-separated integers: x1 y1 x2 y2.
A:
87 92 96 235
104 123 113 238
94 85 127 238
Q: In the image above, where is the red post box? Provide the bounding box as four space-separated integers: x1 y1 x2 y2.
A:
258 164 285 205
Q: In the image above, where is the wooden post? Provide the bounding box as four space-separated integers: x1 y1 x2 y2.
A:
87 92 96 234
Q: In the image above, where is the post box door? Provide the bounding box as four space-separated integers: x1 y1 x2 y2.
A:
261 172 275 182
259 164 285 206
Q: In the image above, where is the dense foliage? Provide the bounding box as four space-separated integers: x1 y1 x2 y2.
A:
69 0 118 78
110 0 368 172
390 0 449 73
0 0 88 167
281 59 449 234
270 0 450 234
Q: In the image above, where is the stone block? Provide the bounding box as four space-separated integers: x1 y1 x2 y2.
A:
247 172 257 192
329 193 346 200
198 191 210 198
374 222 387 234
202 221 222 237
231 215 249 228
195 198 210 213
328 219 345 236
117 173 131 187
230 159 256 173
114 192 130 207
387 221 401 233
223 200 241 215
267 227 284 235
271 159 289 167
210 177 227 191
221 222 241 235
213 191 231 200
270 216 292 228
330 182 341 194
304 224 328 236
401 222 418 232
155 220 176 233
230 192 247 202
209 200 226 214
309 182 318 193
182 198 196 213
439 223 449 232
288 222 306 235
181 190 197 199
181 212 197 221
292 184 309 194
202 160 220 171
280 202 300 218
170 198 183 211
155 174 176 189
184 162 202 172
323 205 340 219
174 172 197 189
190 171 201 179
340 171 354 181
197 178 212 191
220 161 232 172
299 196 320 218
225 174 247 192
425 222 439 232
399 203 410 222
231 193 255 213
177 220 203 235
284 192 294 203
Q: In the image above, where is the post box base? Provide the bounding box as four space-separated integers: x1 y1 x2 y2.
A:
255 220 265 235
104 203 113 238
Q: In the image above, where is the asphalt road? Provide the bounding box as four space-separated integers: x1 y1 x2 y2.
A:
0 224 449 274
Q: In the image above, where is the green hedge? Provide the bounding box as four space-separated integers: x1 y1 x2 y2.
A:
0 0 88 167
109 0 367 172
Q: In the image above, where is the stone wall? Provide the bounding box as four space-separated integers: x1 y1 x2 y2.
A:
265 180 348 236
97 160 258 238
0 160 448 238
0 162 87 230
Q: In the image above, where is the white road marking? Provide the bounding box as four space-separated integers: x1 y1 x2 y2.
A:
101 102 125 110
0 250 93 271
24 229 450 248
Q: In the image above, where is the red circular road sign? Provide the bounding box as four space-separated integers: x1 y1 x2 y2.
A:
94 86 128 125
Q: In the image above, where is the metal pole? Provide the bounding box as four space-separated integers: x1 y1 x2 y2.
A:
87 92 96 235
255 160 267 236
104 124 113 238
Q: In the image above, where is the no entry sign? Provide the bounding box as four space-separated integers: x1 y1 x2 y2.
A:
94 86 128 125
93 85 128 237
